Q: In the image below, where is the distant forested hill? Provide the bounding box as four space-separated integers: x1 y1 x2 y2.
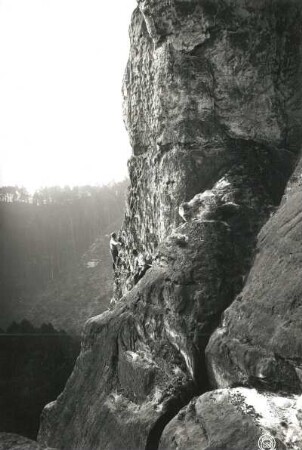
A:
0 182 128 333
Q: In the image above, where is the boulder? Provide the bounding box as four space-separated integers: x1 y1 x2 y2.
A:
159 387 302 450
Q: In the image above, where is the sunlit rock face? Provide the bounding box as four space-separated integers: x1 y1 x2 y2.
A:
38 1 302 449
117 0 302 298
159 388 302 450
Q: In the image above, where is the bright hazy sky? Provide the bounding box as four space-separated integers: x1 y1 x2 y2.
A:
0 0 137 192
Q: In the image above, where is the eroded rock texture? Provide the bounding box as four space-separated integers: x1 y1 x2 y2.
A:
116 0 302 298
0 433 47 450
159 388 302 450
206 152 302 395
38 1 302 449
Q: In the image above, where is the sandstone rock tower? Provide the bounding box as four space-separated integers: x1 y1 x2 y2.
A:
39 1 302 449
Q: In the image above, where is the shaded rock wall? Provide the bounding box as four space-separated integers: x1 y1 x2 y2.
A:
206 150 302 394
38 1 302 449
0 433 47 450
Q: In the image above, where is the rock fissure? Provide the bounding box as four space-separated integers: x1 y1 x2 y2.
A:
144 381 199 450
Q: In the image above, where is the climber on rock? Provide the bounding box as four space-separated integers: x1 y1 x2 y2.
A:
110 232 120 269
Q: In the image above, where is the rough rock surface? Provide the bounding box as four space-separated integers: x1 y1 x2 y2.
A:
207 152 302 395
0 433 47 450
38 223 239 449
159 388 302 450
38 1 302 449
116 0 302 299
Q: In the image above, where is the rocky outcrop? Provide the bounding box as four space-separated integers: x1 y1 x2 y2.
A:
0 433 47 450
115 0 302 299
206 152 302 394
38 1 302 449
160 388 302 450
38 223 239 449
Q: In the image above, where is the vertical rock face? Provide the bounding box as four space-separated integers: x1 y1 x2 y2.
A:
206 152 302 394
116 0 302 298
38 1 302 449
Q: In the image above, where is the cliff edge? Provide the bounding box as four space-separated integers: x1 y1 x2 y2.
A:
38 1 302 449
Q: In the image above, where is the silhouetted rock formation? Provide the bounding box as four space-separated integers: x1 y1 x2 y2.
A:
0 433 46 450
0 323 80 440
38 1 302 449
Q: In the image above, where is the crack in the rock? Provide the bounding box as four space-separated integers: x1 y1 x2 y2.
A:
143 166 296 449
145 382 199 450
